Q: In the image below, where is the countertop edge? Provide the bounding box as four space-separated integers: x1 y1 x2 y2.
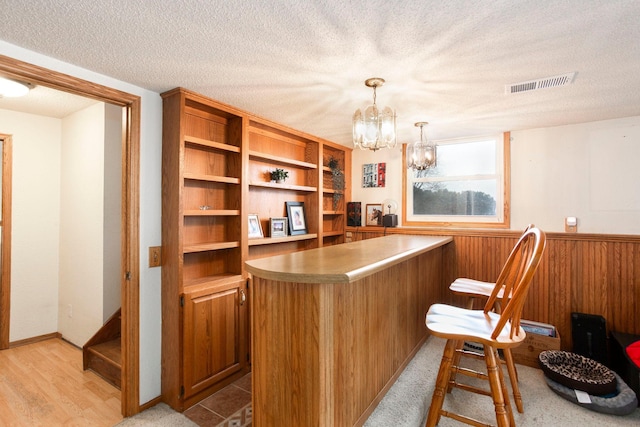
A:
246 235 452 284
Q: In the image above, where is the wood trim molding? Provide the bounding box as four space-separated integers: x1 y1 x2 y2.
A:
0 54 141 416
347 226 640 243
0 134 12 350
9 332 62 348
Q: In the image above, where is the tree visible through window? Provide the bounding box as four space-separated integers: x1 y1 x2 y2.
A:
404 133 510 227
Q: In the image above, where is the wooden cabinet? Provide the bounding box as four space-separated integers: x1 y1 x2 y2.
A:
182 278 247 399
246 119 319 259
161 88 249 410
161 87 351 410
321 144 351 246
245 118 351 258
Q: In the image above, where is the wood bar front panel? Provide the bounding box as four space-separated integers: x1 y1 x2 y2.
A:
250 246 446 426
349 228 640 348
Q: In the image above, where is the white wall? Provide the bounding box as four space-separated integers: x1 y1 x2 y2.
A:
351 145 404 217
58 103 106 347
3 103 123 348
511 116 640 234
103 103 123 320
0 109 61 341
0 40 163 404
352 116 640 234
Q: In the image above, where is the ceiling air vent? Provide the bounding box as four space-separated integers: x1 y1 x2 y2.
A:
506 72 576 94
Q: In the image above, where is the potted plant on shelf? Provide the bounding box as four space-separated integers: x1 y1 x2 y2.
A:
328 157 345 210
270 168 289 183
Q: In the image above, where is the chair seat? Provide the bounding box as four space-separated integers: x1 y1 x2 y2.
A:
449 277 507 299
426 303 526 349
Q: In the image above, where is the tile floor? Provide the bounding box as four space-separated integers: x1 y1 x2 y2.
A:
184 373 252 427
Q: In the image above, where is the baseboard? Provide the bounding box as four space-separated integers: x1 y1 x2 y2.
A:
9 332 62 348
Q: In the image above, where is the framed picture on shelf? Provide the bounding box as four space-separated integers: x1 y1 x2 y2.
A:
270 217 288 237
365 204 383 226
286 201 308 235
248 214 264 238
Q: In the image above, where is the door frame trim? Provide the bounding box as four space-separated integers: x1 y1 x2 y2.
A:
0 134 11 349
0 54 141 417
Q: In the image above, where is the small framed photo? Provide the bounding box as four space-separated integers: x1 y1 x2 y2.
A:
365 204 383 226
286 201 308 235
270 217 288 237
248 214 264 238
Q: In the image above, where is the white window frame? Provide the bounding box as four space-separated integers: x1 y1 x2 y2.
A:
403 132 510 228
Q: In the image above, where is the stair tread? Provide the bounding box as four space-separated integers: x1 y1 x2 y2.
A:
88 338 121 366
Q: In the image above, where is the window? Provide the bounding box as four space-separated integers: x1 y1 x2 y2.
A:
403 132 510 228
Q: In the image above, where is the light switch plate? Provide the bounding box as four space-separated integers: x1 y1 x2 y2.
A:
149 246 162 267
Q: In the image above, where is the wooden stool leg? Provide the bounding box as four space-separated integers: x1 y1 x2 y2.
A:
483 345 511 427
496 349 515 426
503 348 523 413
447 339 465 393
425 339 456 427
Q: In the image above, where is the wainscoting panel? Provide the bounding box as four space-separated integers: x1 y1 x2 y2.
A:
348 227 640 350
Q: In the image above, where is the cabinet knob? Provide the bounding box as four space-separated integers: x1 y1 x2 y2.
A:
240 289 246 305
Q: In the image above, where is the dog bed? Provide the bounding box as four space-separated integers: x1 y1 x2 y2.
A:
538 350 617 395
544 372 638 416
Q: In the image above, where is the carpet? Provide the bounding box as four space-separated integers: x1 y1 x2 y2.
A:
365 337 640 427
114 403 197 427
116 337 640 426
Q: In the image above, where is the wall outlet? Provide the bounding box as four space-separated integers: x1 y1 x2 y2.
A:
565 217 578 233
149 246 162 268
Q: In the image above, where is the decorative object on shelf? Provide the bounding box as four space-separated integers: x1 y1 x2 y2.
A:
382 198 398 227
365 203 383 226
248 214 264 238
270 217 288 237
270 168 289 183
362 163 386 188
352 77 397 151
286 201 308 235
347 202 362 227
328 157 345 210
406 121 437 171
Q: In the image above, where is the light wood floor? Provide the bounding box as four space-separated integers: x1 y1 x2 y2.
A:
0 338 122 426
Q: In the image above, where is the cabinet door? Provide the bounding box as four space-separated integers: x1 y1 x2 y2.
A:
182 279 247 398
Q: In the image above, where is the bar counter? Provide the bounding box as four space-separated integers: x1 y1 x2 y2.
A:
245 234 452 426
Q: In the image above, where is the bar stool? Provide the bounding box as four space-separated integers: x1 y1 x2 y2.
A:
425 227 546 427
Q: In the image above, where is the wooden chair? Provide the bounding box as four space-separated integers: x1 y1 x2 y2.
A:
425 227 546 427
448 224 534 413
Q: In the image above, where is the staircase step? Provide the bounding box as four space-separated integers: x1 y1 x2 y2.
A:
86 338 121 389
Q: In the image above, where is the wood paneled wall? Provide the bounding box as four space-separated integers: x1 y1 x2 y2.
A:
348 227 640 350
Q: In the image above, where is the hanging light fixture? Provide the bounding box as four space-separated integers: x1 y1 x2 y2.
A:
406 122 436 170
352 77 397 151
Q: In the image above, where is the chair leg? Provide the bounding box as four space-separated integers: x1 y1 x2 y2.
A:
446 339 465 393
425 339 456 427
503 348 523 413
483 345 512 427
496 348 515 426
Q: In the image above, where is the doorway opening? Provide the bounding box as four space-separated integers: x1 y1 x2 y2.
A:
0 54 141 416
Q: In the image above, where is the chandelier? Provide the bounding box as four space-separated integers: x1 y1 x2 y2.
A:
352 77 397 151
406 122 436 170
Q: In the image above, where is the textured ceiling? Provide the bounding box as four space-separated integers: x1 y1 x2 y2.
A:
1 0 640 146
